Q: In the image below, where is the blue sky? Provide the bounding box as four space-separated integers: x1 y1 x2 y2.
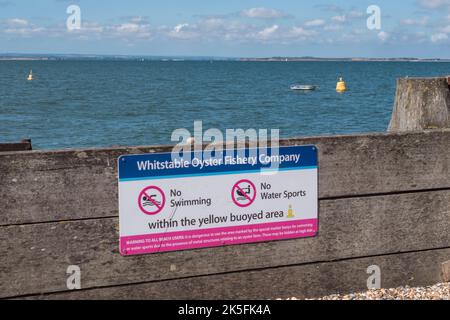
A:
1 0 450 57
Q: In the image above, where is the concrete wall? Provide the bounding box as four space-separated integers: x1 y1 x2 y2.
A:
1 130 450 299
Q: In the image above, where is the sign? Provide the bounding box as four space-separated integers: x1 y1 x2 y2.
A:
118 146 318 256
138 186 166 215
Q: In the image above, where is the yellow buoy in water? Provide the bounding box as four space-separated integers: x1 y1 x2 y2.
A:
336 77 346 92
27 70 33 81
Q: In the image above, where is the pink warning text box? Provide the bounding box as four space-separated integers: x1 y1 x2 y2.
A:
120 219 318 256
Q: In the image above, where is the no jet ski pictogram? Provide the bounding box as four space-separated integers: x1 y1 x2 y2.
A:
231 179 256 207
138 186 166 215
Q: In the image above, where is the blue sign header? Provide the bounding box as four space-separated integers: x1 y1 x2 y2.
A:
119 145 317 181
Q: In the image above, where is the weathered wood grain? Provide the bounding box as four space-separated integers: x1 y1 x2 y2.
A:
1 130 450 225
442 261 450 282
389 77 450 132
0 145 172 226
21 248 450 300
1 190 449 298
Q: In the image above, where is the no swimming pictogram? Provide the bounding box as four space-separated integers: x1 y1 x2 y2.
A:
138 186 166 215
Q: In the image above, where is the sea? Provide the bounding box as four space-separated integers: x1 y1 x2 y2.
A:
1 60 449 150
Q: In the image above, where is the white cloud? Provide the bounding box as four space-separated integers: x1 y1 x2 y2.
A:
378 31 390 42
3 28 44 36
348 11 365 19
401 17 429 26
328 11 363 25
431 32 448 42
130 16 148 24
109 20 152 39
241 8 285 19
304 19 326 27
174 23 188 33
116 23 140 33
324 24 343 32
168 23 197 39
4 8 449 49
289 26 317 38
256 24 279 40
202 18 226 30
418 0 450 9
81 22 104 33
331 15 346 23
6 18 29 27
1 18 46 37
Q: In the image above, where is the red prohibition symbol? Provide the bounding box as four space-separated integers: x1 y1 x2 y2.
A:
138 186 166 215
231 179 256 207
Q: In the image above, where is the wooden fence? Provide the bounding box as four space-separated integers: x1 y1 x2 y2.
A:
0 139 32 153
1 130 449 299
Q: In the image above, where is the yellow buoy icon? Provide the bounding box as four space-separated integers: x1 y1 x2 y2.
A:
287 205 295 219
336 77 346 92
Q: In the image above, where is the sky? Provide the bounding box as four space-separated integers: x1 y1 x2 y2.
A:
1 0 450 57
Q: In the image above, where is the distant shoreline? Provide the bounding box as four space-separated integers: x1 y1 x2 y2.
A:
0 54 449 62
239 57 450 62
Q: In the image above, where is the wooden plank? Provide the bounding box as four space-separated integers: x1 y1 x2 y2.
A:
1 130 450 225
1 190 449 298
0 145 170 226
19 248 450 300
0 139 32 152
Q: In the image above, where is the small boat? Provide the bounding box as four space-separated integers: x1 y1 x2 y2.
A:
27 70 33 81
290 84 317 91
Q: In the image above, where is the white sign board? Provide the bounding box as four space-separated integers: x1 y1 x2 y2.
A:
118 146 318 256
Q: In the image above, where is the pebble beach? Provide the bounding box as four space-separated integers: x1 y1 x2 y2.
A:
283 283 450 300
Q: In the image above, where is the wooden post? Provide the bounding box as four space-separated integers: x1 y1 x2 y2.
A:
0 139 32 152
388 77 450 132
442 261 450 283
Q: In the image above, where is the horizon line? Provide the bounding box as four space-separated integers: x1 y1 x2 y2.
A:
0 52 449 61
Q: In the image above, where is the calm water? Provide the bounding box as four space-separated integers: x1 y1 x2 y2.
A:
1 60 449 150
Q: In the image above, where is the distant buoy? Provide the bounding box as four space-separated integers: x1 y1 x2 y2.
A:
27 70 33 81
336 77 346 92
